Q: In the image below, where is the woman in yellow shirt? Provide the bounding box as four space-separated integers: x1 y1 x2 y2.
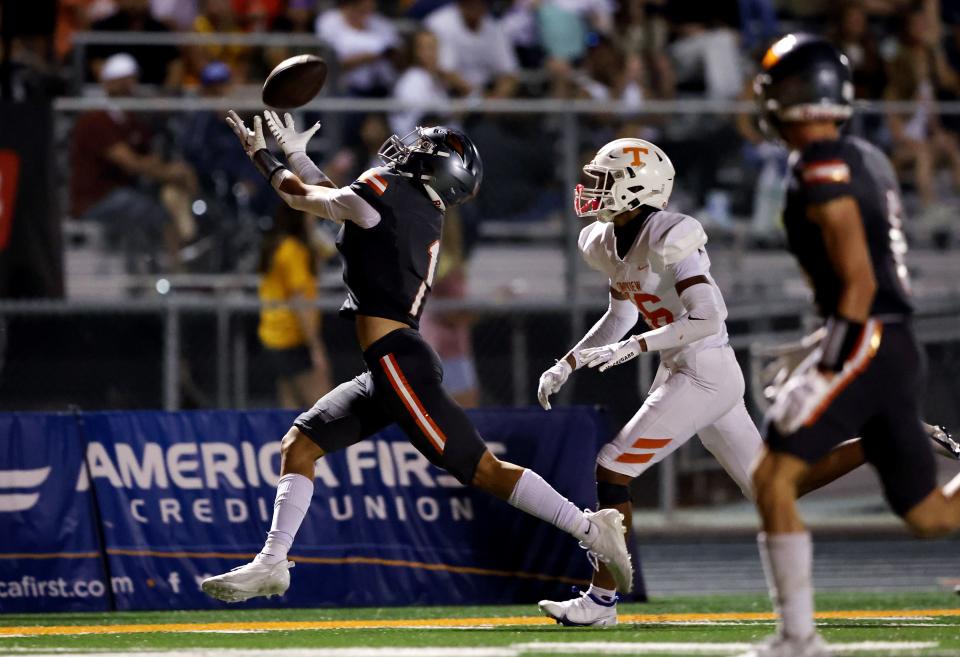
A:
258 205 332 408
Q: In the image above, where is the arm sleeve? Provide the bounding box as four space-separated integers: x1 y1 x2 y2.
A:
640 282 725 352
567 293 639 368
287 152 330 186
273 171 381 227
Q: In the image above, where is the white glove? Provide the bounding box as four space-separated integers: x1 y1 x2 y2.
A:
263 110 321 156
579 337 643 373
226 110 266 159
767 367 833 435
537 359 572 411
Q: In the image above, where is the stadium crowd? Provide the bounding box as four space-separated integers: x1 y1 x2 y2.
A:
7 0 960 273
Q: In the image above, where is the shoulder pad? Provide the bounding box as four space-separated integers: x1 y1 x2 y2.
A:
798 140 852 184
578 222 615 276
649 213 708 267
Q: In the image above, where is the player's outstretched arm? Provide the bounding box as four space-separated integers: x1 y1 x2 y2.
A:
262 110 333 188
226 110 378 226
536 287 638 409
579 271 724 372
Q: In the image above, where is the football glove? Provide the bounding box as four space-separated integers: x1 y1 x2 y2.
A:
767 366 833 436
537 360 572 411
579 337 643 373
226 110 266 159
263 110 322 156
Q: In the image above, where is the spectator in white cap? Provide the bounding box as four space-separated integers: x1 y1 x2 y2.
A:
70 53 198 272
98 52 140 94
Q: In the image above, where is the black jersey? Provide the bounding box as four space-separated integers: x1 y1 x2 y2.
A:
783 136 913 318
337 167 443 329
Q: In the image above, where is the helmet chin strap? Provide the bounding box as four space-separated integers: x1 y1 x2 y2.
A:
423 184 446 212
596 208 619 223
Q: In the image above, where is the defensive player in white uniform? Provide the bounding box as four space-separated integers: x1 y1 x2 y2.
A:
536 138 762 625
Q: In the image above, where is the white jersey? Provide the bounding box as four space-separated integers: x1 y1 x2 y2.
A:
578 211 761 497
578 210 729 367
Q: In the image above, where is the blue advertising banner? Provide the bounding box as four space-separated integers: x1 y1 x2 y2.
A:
0 407 643 612
0 413 107 612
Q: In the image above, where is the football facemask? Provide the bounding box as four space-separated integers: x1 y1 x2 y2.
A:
378 128 450 177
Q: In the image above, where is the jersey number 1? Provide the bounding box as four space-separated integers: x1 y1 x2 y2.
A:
409 240 440 317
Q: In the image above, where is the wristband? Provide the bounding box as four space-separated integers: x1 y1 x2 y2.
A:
252 148 287 184
818 315 865 371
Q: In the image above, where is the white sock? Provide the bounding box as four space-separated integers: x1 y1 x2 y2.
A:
257 473 314 565
586 583 618 604
759 531 815 640
508 469 591 540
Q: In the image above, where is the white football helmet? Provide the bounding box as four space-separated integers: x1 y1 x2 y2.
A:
574 138 675 222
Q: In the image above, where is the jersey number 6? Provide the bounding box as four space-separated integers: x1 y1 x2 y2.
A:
409 240 440 317
633 293 674 328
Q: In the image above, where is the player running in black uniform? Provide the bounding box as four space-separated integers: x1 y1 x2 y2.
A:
739 35 960 657
200 111 633 602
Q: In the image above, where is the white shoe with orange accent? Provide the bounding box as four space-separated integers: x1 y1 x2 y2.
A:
539 589 618 626
201 559 294 603
579 508 633 594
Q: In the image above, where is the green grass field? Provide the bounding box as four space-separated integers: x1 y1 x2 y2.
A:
2 591 959 656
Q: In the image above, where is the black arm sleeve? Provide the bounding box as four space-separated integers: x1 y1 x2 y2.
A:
252 149 287 184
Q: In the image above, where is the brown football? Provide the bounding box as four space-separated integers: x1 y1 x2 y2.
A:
262 54 328 109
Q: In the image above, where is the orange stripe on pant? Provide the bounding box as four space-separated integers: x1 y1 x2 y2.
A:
380 354 446 453
632 437 671 449
803 322 883 429
616 452 655 464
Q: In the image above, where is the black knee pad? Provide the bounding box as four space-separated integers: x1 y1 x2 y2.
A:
597 481 632 506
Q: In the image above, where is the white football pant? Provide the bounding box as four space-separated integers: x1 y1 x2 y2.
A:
596 345 762 498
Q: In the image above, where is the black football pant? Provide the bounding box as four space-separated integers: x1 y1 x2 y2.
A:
766 320 936 516
293 328 487 484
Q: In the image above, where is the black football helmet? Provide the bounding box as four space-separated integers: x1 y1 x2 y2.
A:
754 33 854 138
378 126 483 208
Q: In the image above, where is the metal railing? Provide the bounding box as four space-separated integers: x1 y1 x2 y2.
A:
3 296 960 518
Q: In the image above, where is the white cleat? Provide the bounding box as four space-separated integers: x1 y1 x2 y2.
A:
578 508 633 594
736 632 833 657
201 559 294 603
538 589 618 626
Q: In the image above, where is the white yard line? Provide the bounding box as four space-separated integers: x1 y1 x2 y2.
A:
517 642 940 655
0 650 516 657
0 640 942 656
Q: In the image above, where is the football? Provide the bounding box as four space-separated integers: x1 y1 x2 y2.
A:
261 54 328 109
